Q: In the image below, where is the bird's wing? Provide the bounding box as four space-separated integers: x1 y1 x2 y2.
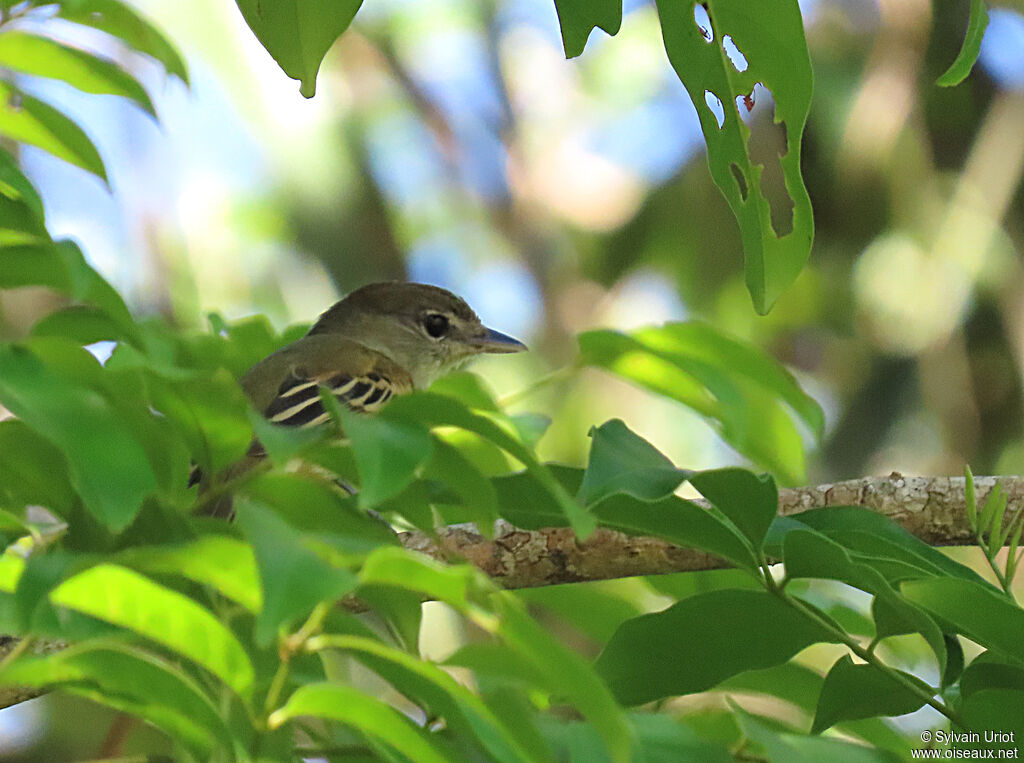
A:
251 337 414 429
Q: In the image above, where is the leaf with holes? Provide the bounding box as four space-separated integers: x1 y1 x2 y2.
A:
235 0 363 98
553 0 622 58
655 0 814 313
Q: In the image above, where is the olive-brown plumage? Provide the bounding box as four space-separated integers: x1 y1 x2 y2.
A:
195 282 526 515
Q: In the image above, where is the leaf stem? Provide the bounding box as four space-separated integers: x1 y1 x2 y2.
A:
777 590 967 728
498 365 574 408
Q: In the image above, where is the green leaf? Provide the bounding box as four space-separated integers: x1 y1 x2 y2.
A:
553 0 622 58
115 535 263 614
689 467 778 551
0 82 107 181
937 0 989 87
30 305 128 345
0 419 76 515
962 689 1024 739
577 419 685 507
0 32 156 117
735 705 900 763
578 324 821 483
0 641 228 755
234 0 363 98
269 682 449 762
0 146 45 222
811 655 930 734
49 564 254 695
242 472 397 553
782 527 949 674
594 589 837 705
423 436 500 536
0 344 156 531
901 578 1024 664
54 0 190 83
336 404 434 508
496 596 632 763
595 493 758 571
359 546 496 612
961 655 1024 697
309 635 541 763
147 369 253 480
235 498 358 645
654 0 814 313
0 149 47 243
776 507 992 586
0 241 136 335
386 393 594 538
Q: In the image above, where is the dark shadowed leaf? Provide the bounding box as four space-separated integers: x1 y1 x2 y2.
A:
654 0 814 313
423 436 500 536
0 420 76 516
811 655 930 734
235 0 363 97
0 82 106 181
0 32 156 116
553 0 622 58
594 589 837 705
735 706 901 762
49 564 254 695
0 146 44 222
689 467 778 550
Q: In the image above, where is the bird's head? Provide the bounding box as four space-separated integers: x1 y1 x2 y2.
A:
309 282 527 389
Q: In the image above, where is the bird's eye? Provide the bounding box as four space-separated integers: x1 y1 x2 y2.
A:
423 313 449 339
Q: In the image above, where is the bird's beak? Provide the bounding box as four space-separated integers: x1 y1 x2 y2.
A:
473 327 528 354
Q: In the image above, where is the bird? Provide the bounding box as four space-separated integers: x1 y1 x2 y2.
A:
193 282 527 515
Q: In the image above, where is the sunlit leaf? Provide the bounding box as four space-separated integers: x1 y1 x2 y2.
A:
309 634 541 763
553 0 622 58
937 0 989 87
55 0 190 83
49 564 254 695
0 32 156 116
0 641 228 755
579 323 821 483
654 0 814 312
0 82 107 181
269 682 449 762
234 0 363 98
115 535 263 614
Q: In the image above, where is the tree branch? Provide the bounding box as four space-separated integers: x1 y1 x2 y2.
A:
0 472 1012 711
403 473 1014 589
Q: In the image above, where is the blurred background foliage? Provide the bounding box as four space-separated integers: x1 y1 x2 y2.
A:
3 0 1024 757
